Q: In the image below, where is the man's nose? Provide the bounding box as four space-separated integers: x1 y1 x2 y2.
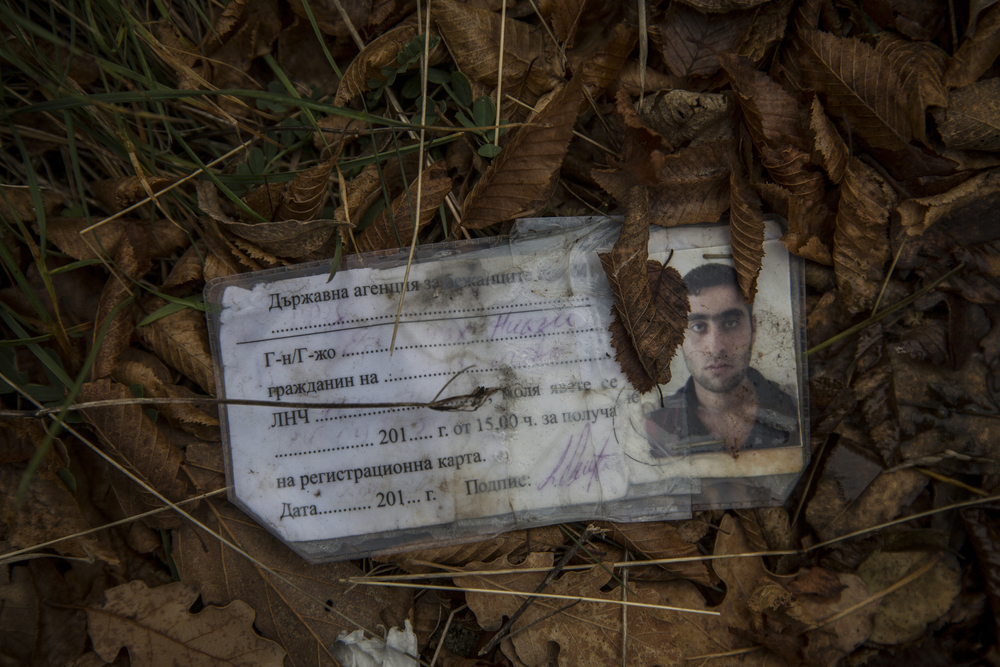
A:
706 326 727 356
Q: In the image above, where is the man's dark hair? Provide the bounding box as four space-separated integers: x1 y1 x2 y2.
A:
682 263 752 312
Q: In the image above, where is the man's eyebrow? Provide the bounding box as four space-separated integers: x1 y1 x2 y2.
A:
688 308 746 322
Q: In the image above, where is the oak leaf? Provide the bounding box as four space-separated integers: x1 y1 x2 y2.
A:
175 500 400 667
379 525 564 573
934 78 1000 152
809 97 850 183
0 464 119 564
460 77 583 230
729 168 766 303
652 4 752 79
463 552 682 667
356 161 452 253
797 29 912 152
78 378 190 506
86 580 285 667
600 187 689 393
833 158 897 314
136 296 216 395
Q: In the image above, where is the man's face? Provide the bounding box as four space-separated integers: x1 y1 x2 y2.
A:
682 285 755 394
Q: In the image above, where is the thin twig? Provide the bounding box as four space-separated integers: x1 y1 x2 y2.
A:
0 386 500 419
430 604 466 667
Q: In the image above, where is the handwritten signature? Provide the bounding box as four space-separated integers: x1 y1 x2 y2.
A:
490 311 575 339
537 423 614 493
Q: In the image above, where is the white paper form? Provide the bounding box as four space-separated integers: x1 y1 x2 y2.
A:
207 217 805 561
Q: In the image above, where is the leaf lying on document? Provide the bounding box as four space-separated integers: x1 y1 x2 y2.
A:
86 580 286 667
601 187 689 393
463 552 682 667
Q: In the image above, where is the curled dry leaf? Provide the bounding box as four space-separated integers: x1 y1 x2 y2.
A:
463 552 681 667
809 97 850 183
175 500 399 667
580 22 637 100
934 78 1000 152
946 1 1000 88
600 188 689 393
797 29 912 152
729 168 766 303
79 378 190 504
434 0 556 91
86 580 286 667
0 464 119 564
91 223 150 381
274 159 334 222
356 161 451 253
136 296 215 395
91 175 177 214
0 185 63 222
638 89 733 150
875 32 947 145
897 167 1000 236
334 25 418 107
161 241 207 292
652 4 752 79
720 52 810 154
460 78 583 230
833 158 897 314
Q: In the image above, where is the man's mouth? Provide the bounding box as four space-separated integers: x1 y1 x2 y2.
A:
706 363 731 373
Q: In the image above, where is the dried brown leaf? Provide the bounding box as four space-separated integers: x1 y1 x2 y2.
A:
175 500 399 667
86 580 285 667
434 0 556 88
580 22 638 100
875 32 947 144
222 216 344 260
78 378 190 505
461 78 583 230
652 4 752 79
615 61 682 96
333 25 419 107
0 185 63 223
738 0 795 63
934 78 1000 152
809 97 850 183
92 223 150 380
161 241 206 292
0 565 35 662
113 348 220 441
674 0 773 12
548 0 586 45
356 161 451 253
730 168 766 303
595 521 713 584
136 297 215 395
333 162 383 227
720 52 811 153
600 188 689 392
897 167 1000 236
45 217 126 261
0 464 119 564
239 182 285 222
274 159 333 222
946 1 1000 87
91 176 177 214
463 553 681 666
638 89 733 150
833 158 897 314
798 29 912 152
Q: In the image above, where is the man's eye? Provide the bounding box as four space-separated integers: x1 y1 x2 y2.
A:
724 318 741 329
690 323 706 333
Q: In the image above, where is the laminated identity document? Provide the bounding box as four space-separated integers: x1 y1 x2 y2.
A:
206 216 808 562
